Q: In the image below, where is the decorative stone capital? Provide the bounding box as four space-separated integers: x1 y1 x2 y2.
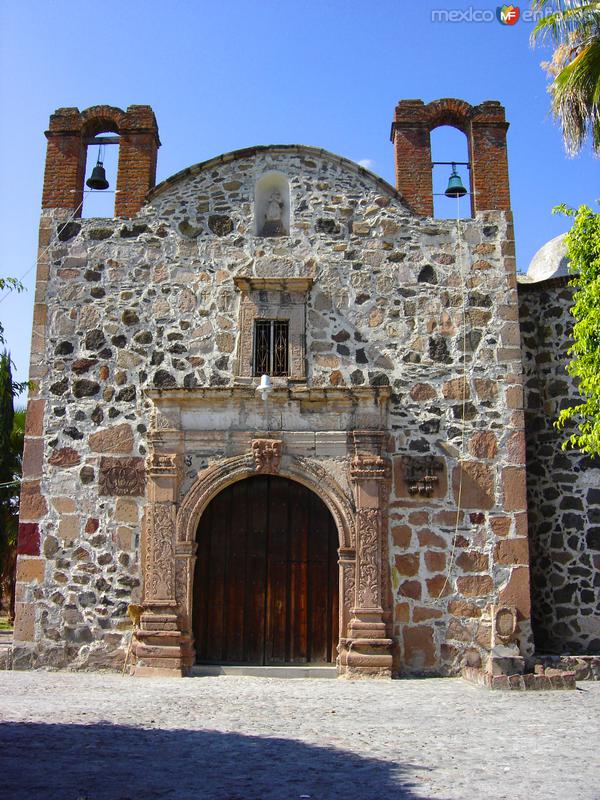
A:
350 454 390 482
147 452 179 477
349 430 390 483
251 438 282 474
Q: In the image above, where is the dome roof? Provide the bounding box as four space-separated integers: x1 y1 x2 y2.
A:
526 233 571 282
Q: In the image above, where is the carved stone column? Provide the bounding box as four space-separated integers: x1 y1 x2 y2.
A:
134 453 184 677
342 431 392 677
176 540 197 670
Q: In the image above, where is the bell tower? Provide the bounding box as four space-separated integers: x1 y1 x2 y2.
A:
390 98 511 216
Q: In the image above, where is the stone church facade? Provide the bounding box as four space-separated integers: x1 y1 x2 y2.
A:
12 98 599 677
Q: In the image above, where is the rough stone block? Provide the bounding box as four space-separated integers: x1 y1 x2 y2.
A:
448 600 481 617
468 431 498 459
89 423 134 454
426 574 452 598
19 480 48 520
48 447 81 467
424 550 446 572
395 553 420 577
115 526 135 550
22 437 44 479
498 566 531 617
502 467 527 512
403 625 436 669
16 557 45 583
17 523 40 556
25 398 45 437
59 515 80 543
457 575 494 597
495 538 529 566
391 524 412 548
115 498 139 524
452 461 495 510
456 550 489 573
52 496 76 514
13 603 35 641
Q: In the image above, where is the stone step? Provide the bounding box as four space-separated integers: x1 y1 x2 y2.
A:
190 664 338 679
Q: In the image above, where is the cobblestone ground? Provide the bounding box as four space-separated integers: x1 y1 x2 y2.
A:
1 671 599 800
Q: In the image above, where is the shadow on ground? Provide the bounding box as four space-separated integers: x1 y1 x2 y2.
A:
0 720 441 800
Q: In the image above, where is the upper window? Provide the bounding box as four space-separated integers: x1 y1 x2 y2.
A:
234 276 312 382
254 320 289 376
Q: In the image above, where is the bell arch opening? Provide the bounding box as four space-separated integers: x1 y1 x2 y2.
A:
192 475 340 666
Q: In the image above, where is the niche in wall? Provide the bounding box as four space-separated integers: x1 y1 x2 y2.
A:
255 172 290 236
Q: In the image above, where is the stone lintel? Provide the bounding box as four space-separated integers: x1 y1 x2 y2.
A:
147 385 391 408
234 275 314 294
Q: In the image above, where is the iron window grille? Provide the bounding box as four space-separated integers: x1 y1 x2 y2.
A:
253 320 289 377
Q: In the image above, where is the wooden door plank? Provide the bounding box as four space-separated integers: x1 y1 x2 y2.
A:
208 488 230 662
288 479 308 663
308 490 330 663
193 499 211 661
224 480 247 662
245 476 268 664
266 477 288 664
328 514 340 664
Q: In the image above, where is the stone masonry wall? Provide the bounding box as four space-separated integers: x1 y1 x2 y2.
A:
519 278 600 655
15 144 531 675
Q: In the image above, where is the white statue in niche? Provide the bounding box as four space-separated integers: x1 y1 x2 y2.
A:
262 190 286 236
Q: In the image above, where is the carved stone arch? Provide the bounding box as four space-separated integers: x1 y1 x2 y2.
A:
172 449 358 672
176 451 355 551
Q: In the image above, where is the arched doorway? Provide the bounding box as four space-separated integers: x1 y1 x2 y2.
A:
193 475 339 666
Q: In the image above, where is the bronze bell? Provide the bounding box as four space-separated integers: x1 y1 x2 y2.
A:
444 163 467 198
86 159 109 191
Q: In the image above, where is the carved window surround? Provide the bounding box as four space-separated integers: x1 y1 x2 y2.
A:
233 276 313 382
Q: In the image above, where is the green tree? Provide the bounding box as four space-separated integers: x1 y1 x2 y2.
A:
555 204 600 455
530 1 600 155
0 353 25 617
0 277 24 347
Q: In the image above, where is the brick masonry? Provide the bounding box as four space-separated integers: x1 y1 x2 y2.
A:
12 99 544 675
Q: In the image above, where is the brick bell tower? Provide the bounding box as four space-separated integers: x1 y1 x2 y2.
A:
390 98 511 216
41 104 160 218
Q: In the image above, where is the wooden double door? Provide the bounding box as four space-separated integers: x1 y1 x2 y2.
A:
193 475 339 665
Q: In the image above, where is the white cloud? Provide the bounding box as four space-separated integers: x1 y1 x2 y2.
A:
357 158 375 170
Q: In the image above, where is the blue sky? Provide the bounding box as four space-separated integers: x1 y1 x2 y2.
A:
0 0 598 388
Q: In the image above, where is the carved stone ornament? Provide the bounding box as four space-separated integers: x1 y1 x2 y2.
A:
99 457 145 497
252 439 282 474
404 455 444 497
151 408 173 432
350 454 390 482
147 452 178 475
343 560 357 613
493 605 518 644
145 503 176 604
356 508 381 608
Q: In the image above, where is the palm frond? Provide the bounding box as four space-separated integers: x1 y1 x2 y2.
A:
550 38 600 153
531 4 600 47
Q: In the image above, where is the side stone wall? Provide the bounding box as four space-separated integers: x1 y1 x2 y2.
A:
519 277 600 654
15 145 531 674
